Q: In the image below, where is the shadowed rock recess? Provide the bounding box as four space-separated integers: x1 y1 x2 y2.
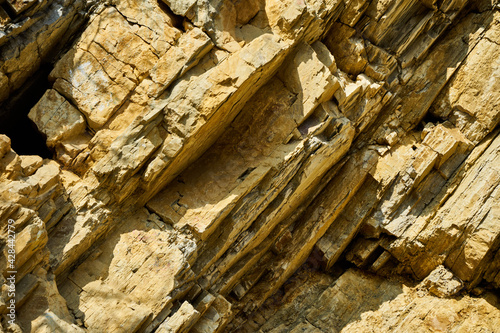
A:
1 0 500 331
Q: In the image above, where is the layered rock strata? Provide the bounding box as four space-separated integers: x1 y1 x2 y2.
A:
0 0 500 332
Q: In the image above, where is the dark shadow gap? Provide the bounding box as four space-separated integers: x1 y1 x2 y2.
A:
0 63 53 158
156 0 185 32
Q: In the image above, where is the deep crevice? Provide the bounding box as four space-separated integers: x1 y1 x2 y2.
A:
156 0 185 32
414 110 446 133
0 63 53 158
423 110 445 124
1 3 16 20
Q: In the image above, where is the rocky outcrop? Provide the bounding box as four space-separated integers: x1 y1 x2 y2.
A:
0 0 88 103
1 0 500 332
243 267 500 332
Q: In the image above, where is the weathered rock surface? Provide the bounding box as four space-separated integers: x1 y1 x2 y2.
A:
0 0 87 103
244 267 500 333
1 0 500 332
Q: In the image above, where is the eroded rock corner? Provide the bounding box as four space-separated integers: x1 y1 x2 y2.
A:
1 0 500 332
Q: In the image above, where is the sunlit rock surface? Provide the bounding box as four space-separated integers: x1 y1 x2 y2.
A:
1 0 500 332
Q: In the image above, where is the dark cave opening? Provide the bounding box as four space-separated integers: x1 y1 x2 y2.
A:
414 110 446 133
421 110 444 125
0 63 53 158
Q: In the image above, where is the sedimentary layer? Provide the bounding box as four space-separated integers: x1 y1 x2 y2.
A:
1 0 499 332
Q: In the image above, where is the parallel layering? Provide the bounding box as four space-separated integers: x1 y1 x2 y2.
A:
0 0 499 332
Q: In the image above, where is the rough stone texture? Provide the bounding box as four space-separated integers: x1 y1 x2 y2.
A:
244 268 500 333
1 0 500 332
28 89 86 147
0 0 87 103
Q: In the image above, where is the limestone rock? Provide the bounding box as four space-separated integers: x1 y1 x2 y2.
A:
157 301 200 333
161 0 197 16
1 1 500 332
19 155 43 177
419 265 463 298
28 89 86 147
431 13 500 144
0 0 86 102
245 268 500 333
323 22 368 75
140 27 214 98
277 42 339 124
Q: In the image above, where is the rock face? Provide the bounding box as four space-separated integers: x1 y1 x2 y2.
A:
1 0 500 332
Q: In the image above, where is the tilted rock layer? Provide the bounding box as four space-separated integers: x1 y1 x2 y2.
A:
1 0 500 332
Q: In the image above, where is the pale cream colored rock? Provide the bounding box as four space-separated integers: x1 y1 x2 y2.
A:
182 0 241 52
421 124 471 168
161 0 197 16
408 145 438 188
14 268 78 332
77 280 153 332
249 269 401 332
30 312 85 333
230 149 376 320
57 210 194 332
85 1 179 71
113 0 181 49
420 265 463 297
92 124 163 186
138 27 214 97
311 41 337 72
50 4 179 130
14 221 47 269
157 301 200 333
338 74 387 133
391 11 489 133
0 150 22 180
26 160 61 194
278 42 339 125
356 132 421 235
138 33 294 202
149 87 353 306
20 155 43 177
386 126 500 281
51 47 136 130
142 133 184 184
28 89 86 146
342 284 500 333
433 13 500 143
265 0 343 43
343 280 499 332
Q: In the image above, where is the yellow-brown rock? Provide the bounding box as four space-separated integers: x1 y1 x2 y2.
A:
1 0 500 332
28 89 86 147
